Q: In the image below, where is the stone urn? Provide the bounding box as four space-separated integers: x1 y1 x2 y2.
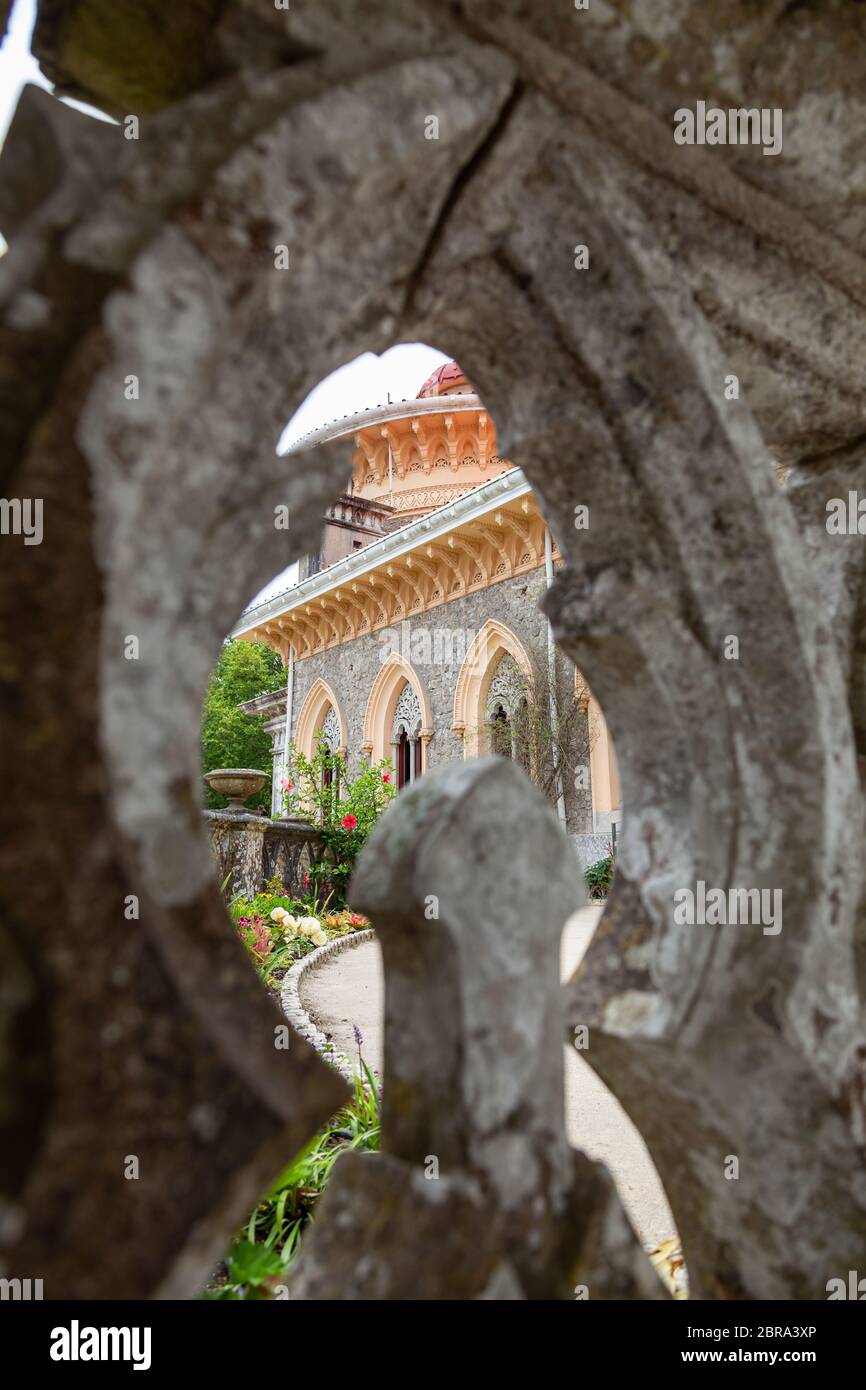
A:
204 767 268 811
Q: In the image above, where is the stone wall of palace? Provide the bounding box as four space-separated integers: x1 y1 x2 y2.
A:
289 564 594 834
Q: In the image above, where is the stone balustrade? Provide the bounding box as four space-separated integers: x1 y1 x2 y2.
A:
204 810 324 901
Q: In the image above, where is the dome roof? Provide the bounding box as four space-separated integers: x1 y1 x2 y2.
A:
417 360 472 398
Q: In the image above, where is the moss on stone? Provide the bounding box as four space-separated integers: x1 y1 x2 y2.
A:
34 0 226 114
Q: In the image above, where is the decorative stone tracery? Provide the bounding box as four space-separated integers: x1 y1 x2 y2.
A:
363 654 432 773
391 682 422 742
391 680 423 786
486 651 528 764
321 705 341 754
453 619 533 759
294 678 347 759
486 651 526 722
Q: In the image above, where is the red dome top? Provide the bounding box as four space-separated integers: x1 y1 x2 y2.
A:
417 360 472 398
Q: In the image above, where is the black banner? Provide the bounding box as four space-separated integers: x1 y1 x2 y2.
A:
0 1297 859 1376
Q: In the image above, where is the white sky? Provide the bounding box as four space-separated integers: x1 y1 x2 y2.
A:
0 0 449 612
1 0 52 150
0 0 112 142
278 342 447 450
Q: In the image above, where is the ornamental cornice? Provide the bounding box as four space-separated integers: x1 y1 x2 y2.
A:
233 472 559 663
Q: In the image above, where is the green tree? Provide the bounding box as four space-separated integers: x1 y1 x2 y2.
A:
201 640 286 809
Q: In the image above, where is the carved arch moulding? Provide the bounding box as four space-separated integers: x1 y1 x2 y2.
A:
1 0 865 1304
452 618 533 758
363 654 433 766
294 678 348 760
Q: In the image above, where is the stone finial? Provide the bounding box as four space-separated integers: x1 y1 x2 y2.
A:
288 759 665 1299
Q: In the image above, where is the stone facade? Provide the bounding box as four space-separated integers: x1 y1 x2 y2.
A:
249 564 597 835
237 375 620 846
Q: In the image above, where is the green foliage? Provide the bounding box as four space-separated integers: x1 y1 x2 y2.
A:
201 639 285 809
584 853 614 900
281 737 396 904
202 1069 380 1300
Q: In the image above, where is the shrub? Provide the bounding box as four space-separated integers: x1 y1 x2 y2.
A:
584 853 614 900
281 737 396 904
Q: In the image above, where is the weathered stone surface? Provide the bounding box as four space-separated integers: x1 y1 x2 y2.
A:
307 758 664 1300
288 1150 516 1301
204 809 267 899
204 809 323 900
1 0 865 1300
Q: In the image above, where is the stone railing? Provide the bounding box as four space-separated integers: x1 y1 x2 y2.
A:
203 810 325 901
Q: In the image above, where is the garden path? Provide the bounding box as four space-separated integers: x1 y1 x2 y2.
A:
300 905 677 1249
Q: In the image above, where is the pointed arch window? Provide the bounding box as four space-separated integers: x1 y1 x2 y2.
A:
320 704 341 800
391 681 422 789
485 652 528 766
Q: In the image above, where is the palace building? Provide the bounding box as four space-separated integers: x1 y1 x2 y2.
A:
234 362 621 867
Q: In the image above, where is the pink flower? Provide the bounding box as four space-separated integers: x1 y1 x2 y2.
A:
279 776 294 791
342 814 358 830
382 772 391 783
252 920 272 960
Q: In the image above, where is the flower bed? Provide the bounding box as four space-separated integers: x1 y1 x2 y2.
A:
230 876 368 994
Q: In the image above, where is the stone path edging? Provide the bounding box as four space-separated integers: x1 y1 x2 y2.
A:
280 929 377 1084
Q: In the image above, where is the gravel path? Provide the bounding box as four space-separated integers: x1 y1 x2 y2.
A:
299 905 676 1248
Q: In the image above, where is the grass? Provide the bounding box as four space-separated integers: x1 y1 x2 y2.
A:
202 1063 380 1299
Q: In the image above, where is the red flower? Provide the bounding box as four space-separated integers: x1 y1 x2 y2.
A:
342 814 358 830
302 872 309 888
382 772 391 783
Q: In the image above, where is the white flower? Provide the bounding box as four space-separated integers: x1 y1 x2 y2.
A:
312 930 327 947
270 907 287 923
298 916 320 933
